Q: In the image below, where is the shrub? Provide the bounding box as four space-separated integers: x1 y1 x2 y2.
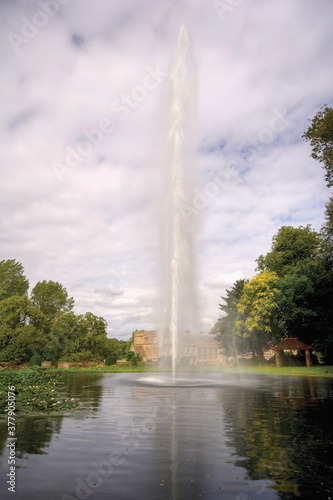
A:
30 365 46 371
105 356 117 366
125 351 143 366
28 355 42 367
125 351 136 362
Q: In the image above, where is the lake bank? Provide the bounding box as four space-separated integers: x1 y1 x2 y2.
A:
2 364 333 377
2 364 332 420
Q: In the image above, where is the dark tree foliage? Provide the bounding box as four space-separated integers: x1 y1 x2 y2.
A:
311 200 333 363
0 295 47 362
105 355 117 366
303 105 333 188
321 196 333 261
46 312 110 362
28 355 42 367
276 273 317 340
210 280 245 357
125 350 142 366
211 279 270 359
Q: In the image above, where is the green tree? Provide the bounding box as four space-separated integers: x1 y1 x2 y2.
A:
0 259 29 301
30 280 74 326
119 339 131 356
211 280 249 358
0 295 47 362
302 105 333 187
236 271 281 343
309 197 333 362
256 225 321 277
302 107 333 362
105 355 117 366
125 350 142 366
276 273 317 339
125 350 136 362
105 338 124 359
321 196 333 260
47 311 109 362
256 224 333 360
46 312 79 361
235 272 319 349
80 312 109 359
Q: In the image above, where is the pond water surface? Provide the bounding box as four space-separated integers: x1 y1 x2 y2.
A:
0 372 333 500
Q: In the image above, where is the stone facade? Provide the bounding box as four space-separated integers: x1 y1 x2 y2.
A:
130 330 226 365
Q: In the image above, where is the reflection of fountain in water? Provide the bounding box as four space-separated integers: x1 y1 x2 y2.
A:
159 26 197 385
171 388 179 500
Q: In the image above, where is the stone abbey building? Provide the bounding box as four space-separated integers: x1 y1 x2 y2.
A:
130 330 226 365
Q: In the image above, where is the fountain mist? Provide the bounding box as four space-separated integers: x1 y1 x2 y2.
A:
159 26 197 385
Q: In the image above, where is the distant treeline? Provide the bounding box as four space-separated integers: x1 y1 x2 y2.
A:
0 266 132 364
211 106 333 364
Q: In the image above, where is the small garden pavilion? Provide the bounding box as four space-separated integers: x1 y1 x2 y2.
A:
272 337 313 367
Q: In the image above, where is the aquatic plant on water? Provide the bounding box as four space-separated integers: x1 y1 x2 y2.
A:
0 369 79 416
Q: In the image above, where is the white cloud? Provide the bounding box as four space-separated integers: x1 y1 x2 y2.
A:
0 0 332 339
207 271 244 289
111 297 139 308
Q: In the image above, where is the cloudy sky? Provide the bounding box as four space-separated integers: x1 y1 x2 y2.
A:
1 0 332 340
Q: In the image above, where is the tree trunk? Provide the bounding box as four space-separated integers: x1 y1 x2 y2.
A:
275 350 283 367
305 349 313 367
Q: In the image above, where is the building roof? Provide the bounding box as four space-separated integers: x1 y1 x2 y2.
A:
272 337 311 351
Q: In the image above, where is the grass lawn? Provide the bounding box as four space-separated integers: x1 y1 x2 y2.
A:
197 364 333 377
54 364 148 373
28 364 333 377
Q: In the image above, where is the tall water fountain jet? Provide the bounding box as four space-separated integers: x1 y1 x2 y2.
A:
159 26 197 385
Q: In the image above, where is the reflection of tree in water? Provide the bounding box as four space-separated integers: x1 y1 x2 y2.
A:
61 372 104 413
0 373 104 461
222 378 333 499
0 420 10 457
0 416 63 458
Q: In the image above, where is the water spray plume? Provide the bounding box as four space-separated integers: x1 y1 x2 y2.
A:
159 26 197 385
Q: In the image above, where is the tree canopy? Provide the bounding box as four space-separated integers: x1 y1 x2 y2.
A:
0 259 29 301
0 295 47 362
302 105 333 187
211 280 247 358
47 312 109 362
321 196 333 260
256 225 321 276
211 279 272 358
30 280 75 323
235 270 280 341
